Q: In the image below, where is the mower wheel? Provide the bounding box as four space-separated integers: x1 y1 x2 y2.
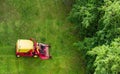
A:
49 56 52 59
48 45 51 48
33 55 38 58
16 55 20 58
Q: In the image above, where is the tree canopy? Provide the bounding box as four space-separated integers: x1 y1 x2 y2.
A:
69 0 120 74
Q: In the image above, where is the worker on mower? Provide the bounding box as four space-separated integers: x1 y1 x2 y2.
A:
37 43 45 55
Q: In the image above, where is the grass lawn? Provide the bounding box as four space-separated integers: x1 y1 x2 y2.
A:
0 0 85 74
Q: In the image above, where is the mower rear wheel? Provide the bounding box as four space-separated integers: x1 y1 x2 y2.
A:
16 55 20 58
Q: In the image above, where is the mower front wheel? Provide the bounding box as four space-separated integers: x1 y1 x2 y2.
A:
33 55 38 58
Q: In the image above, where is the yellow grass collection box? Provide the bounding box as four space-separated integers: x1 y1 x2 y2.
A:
16 39 34 53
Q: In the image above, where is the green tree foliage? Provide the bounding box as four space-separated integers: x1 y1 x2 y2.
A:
96 0 120 45
88 38 120 74
74 38 94 54
68 0 100 39
69 0 120 74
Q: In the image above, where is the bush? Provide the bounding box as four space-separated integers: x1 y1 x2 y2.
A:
88 38 120 74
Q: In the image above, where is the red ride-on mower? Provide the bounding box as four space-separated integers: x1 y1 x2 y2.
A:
16 39 51 60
